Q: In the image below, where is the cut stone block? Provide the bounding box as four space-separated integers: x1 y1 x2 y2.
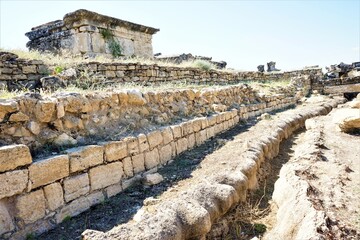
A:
15 190 46 224
144 148 160 170
29 155 69 189
43 182 64 211
66 145 104 173
0 170 28 199
89 162 123 191
132 153 145 174
104 141 128 162
0 145 32 173
63 173 90 202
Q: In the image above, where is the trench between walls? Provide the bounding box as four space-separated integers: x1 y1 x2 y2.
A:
0 97 297 240
80 98 345 240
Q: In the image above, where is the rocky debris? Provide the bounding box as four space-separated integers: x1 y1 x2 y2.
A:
142 173 164 186
40 76 66 91
267 61 280 72
0 52 18 61
155 53 227 69
338 116 360 133
257 65 265 72
325 61 360 79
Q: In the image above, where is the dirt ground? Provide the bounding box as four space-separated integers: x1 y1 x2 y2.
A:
210 100 360 240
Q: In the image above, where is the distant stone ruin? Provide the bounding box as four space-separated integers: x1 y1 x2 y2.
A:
25 9 159 58
155 53 227 69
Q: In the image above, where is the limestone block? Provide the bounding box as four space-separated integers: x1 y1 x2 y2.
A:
106 183 122 198
118 91 129 105
22 65 37 74
76 32 92 53
192 119 202 132
195 130 207 146
126 137 140 156
0 144 32 172
127 89 147 106
132 153 145 174
43 182 64 211
104 141 128 162
66 145 104 173
56 191 104 223
34 100 56 123
187 134 196 149
161 127 174 145
106 71 116 78
159 144 172 164
0 100 19 121
138 134 149 153
91 33 106 52
122 157 134 178
15 190 46 224
176 138 188 154
181 122 194 136
147 130 163 150
142 173 164 186
0 200 15 235
27 121 41 135
207 126 215 139
144 148 160 170
29 155 69 189
207 116 217 126
171 125 182 139
8 112 29 122
63 173 90 202
0 170 28 199
60 94 92 113
89 162 123 191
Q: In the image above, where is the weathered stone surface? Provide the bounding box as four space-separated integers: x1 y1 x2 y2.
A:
142 173 164 186
122 157 134 177
22 65 37 74
104 141 128 162
0 170 28 199
56 191 104 223
161 127 174 145
138 134 149 152
0 144 32 172
66 145 104 173
159 144 173 164
132 153 145 174
147 130 163 150
8 112 29 122
34 100 56 122
29 155 69 189
144 148 160 170
127 89 147 105
176 138 188 154
339 117 360 133
40 76 66 91
27 121 41 135
64 173 90 202
126 137 140 156
53 133 77 146
43 182 64 211
0 100 18 122
0 200 15 235
89 162 123 191
106 183 122 198
15 190 46 224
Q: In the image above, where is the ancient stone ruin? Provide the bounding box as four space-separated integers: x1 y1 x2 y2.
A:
25 9 159 58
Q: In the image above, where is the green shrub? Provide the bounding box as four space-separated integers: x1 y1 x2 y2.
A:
99 28 123 58
193 60 215 71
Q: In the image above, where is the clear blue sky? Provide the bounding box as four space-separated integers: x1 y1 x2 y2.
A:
0 0 359 70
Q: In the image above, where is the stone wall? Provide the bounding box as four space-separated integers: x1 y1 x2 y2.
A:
0 91 297 239
0 52 324 92
0 83 294 153
25 9 159 58
0 53 49 91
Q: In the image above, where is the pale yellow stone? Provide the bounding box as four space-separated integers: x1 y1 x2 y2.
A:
176 138 188 154
27 121 41 135
63 173 90 202
187 134 196 149
34 100 56 123
0 144 32 172
89 162 123 191
161 127 173 145
29 155 69 189
138 134 149 153
8 112 29 122
44 182 64 211
0 170 28 199
104 141 128 162
126 137 139 156
159 144 172 164
56 191 104 223
106 183 122 198
67 145 104 173
132 153 145 174
122 157 134 178
0 200 15 235
144 148 160 170
147 130 163 150
15 190 46 224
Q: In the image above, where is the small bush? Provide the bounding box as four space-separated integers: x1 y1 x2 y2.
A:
192 60 215 71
